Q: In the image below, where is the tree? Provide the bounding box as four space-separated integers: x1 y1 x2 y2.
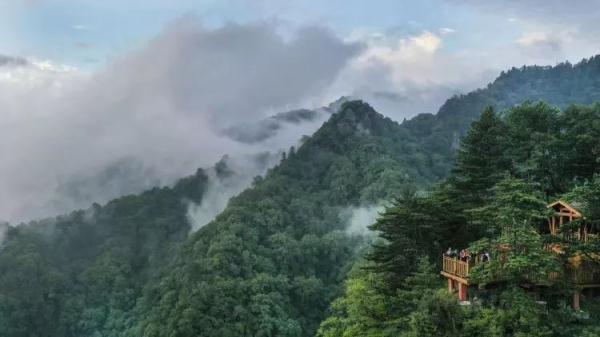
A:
468 177 559 286
504 102 561 195
365 189 442 289
559 104 600 184
317 257 442 337
449 107 511 208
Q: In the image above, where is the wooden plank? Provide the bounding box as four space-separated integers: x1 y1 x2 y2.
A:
441 271 470 285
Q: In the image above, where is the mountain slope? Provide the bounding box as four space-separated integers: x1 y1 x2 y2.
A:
3 56 600 336
317 101 600 337
135 101 415 337
0 168 208 336
0 101 415 337
133 56 600 337
400 55 600 181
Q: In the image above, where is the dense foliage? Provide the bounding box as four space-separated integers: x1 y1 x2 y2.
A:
133 102 418 337
0 102 419 337
3 56 600 336
402 55 600 183
319 102 600 337
0 169 208 336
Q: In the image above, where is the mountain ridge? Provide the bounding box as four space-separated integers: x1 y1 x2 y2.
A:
4 55 600 336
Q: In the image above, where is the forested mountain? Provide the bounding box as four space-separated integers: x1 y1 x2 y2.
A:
133 102 417 337
400 55 600 182
318 102 600 336
2 56 600 337
0 168 208 336
0 101 418 336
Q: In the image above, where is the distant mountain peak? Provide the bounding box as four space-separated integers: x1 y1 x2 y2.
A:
329 100 392 132
221 96 356 144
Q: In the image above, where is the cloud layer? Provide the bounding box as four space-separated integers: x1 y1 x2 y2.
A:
3 3 600 224
0 19 360 223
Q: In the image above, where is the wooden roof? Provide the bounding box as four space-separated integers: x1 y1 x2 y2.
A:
547 200 583 218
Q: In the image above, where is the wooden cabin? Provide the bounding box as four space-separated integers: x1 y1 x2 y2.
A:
547 200 599 242
441 200 600 309
548 200 583 235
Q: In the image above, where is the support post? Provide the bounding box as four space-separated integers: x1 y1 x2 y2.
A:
458 283 468 301
448 278 454 293
573 291 581 310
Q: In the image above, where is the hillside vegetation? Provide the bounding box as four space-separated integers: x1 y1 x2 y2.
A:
318 102 600 337
2 57 600 336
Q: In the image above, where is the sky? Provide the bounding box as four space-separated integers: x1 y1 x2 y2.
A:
1 0 600 223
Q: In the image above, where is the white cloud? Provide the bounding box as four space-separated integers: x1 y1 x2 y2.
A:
516 31 562 48
411 31 442 52
323 30 485 118
72 24 90 31
325 0 600 121
344 30 445 87
0 19 360 223
439 27 456 35
187 153 280 232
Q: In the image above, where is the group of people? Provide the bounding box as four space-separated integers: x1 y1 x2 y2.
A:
444 247 491 263
444 247 471 261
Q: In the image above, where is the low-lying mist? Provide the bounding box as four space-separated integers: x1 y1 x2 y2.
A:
340 203 386 237
186 153 280 232
0 19 360 224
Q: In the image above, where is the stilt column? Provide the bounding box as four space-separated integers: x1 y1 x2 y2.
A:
458 283 468 301
573 291 581 310
448 279 454 293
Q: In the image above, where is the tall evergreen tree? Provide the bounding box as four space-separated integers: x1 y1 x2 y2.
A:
365 190 439 288
559 104 600 184
365 186 467 290
449 107 511 208
504 102 562 195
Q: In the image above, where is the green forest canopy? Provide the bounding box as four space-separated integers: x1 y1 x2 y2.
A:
2 56 600 336
319 102 600 337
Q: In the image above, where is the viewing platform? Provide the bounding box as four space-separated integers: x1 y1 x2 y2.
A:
441 200 600 309
441 255 600 287
441 256 471 301
441 256 471 283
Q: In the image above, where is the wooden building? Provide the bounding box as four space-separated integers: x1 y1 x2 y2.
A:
441 200 600 309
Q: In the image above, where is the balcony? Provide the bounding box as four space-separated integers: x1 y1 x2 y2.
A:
442 254 600 286
442 256 472 280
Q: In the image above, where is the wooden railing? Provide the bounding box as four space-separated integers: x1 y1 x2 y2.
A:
442 256 471 278
562 231 593 242
543 243 600 284
442 255 599 285
567 265 599 285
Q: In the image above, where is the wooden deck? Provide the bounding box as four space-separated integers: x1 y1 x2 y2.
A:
441 256 471 284
442 254 600 287
567 265 600 287
441 200 600 308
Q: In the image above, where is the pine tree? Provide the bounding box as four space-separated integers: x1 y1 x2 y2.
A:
364 187 467 290
365 189 439 289
449 107 511 208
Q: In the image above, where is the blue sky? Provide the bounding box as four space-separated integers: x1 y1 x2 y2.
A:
0 0 523 68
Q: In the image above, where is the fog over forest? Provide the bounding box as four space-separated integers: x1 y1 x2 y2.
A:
3 0 600 223
3 2 600 336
